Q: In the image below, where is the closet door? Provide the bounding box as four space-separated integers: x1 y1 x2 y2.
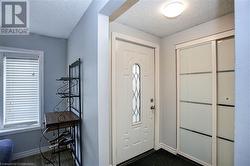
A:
217 37 235 166
178 42 213 165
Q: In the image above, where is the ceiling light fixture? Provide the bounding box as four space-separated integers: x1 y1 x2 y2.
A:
161 1 186 18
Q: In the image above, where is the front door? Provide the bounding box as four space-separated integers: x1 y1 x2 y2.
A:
113 38 155 164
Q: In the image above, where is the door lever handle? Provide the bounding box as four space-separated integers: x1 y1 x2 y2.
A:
150 105 155 110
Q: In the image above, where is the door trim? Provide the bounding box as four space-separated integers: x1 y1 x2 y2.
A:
111 32 160 165
176 30 234 49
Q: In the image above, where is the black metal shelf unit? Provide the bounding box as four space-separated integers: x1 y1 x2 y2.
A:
41 59 82 166
68 58 82 166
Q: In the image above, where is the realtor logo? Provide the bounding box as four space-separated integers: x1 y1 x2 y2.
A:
0 0 29 35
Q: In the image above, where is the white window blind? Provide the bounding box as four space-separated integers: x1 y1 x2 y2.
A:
3 56 40 126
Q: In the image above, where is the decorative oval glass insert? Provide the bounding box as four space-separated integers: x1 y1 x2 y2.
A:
132 64 141 124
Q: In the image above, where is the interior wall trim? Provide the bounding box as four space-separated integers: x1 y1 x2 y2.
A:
158 143 177 155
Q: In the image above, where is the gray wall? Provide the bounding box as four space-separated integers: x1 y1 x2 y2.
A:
0 33 67 154
67 1 108 166
159 13 234 148
235 1 250 165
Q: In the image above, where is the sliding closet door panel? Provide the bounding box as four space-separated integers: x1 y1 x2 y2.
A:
180 74 212 103
178 34 234 166
218 72 235 105
217 36 235 166
217 138 234 166
178 41 213 165
217 38 235 71
217 106 234 140
180 43 212 73
180 129 212 164
180 102 212 135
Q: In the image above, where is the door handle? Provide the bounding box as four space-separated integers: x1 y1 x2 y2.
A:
150 105 155 110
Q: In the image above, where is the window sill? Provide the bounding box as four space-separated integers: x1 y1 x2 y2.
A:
0 124 41 136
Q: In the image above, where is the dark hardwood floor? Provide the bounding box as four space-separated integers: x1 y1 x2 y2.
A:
13 148 200 166
13 150 74 166
118 149 201 166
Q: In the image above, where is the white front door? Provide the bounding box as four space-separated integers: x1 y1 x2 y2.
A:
113 39 155 164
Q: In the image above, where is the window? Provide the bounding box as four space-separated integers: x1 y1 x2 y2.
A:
0 48 43 133
132 64 141 124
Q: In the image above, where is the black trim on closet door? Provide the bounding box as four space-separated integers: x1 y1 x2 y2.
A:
217 136 234 143
218 104 235 107
180 100 212 106
180 71 212 75
180 127 212 138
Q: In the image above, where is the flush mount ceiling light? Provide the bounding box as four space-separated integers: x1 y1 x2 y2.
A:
161 1 186 18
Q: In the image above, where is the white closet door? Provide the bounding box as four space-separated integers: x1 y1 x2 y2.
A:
217 37 235 166
180 102 212 135
178 35 234 166
217 106 234 140
217 38 235 71
178 42 212 165
217 138 234 166
180 129 212 164
180 74 212 104
218 72 235 106
180 42 212 73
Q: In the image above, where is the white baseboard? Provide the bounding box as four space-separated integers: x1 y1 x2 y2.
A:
110 144 177 166
13 146 49 160
158 143 177 155
178 151 210 166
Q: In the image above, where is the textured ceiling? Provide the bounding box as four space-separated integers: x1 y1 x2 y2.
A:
30 0 92 38
115 0 234 37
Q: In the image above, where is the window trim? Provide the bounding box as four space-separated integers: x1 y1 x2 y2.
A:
0 46 44 135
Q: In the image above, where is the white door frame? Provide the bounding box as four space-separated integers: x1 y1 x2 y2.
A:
111 32 160 165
